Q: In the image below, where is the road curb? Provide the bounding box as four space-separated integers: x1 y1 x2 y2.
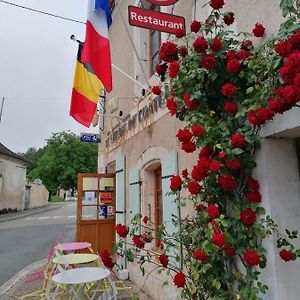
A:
0 259 46 296
0 205 62 223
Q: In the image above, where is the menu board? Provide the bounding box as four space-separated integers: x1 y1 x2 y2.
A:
99 192 113 204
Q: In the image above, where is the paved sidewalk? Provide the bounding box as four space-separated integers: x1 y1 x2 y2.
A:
0 203 152 299
0 259 152 300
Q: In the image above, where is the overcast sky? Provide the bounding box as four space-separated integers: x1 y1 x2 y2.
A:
0 0 102 153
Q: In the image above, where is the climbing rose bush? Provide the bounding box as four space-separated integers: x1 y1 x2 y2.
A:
113 1 300 299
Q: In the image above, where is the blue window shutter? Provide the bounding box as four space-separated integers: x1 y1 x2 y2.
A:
161 151 179 235
129 168 141 224
116 155 125 226
162 151 180 267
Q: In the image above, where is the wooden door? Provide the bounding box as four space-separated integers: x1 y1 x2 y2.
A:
76 173 115 254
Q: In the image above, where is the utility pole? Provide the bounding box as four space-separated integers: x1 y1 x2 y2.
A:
0 97 5 124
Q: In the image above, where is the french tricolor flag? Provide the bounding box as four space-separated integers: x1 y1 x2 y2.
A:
82 0 112 92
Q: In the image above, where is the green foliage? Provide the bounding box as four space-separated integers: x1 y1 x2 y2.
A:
21 146 46 173
28 131 97 194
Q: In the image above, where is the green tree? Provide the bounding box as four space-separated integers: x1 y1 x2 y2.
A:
29 131 98 195
21 146 47 173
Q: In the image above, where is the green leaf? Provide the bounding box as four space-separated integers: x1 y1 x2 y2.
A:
246 87 254 94
130 292 139 300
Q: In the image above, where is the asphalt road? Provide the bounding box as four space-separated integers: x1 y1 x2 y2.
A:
0 202 77 285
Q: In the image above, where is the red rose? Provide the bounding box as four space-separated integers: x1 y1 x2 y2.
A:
226 59 240 73
182 141 197 153
225 50 237 60
174 272 186 288
176 128 193 143
159 41 178 62
246 191 261 202
276 85 298 105
212 232 226 248
169 61 180 77
178 46 188 57
142 233 151 243
288 30 300 49
155 63 167 76
132 235 145 249
199 144 211 158
247 177 260 190
183 93 198 109
100 250 115 269
243 250 260 266
190 20 201 33
238 50 252 60
209 160 221 172
221 83 237 98
166 97 177 115
143 216 149 224
191 124 205 137
275 40 292 57
224 101 238 115
210 0 225 9
152 86 161 95
226 158 241 170
224 246 235 256
252 23 265 37
279 249 293 262
175 28 185 38
201 54 217 70
230 133 246 148
207 204 220 218
193 249 208 261
218 152 226 159
159 254 169 267
210 37 223 52
223 12 234 25
188 181 202 194
191 165 207 182
182 168 188 178
115 224 128 238
241 40 252 50
240 208 256 226
170 175 183 191
217 172 238 191
197 157 210 172
193 37 208 53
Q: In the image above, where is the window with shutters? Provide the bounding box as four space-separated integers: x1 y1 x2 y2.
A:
154 166 163 239
149 6 161 76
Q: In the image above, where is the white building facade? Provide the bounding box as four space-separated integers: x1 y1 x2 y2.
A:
98 1 300 299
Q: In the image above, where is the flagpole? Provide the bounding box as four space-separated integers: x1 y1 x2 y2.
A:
115 0 151 89
0 97 5 124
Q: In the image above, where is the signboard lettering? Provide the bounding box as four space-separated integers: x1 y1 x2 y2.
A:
128 6 185 35
80 133 101 143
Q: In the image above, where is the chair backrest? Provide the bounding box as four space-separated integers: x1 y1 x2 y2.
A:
25 233 61 284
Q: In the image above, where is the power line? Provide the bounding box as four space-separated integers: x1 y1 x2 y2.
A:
0 0 86 25
5 97 70 101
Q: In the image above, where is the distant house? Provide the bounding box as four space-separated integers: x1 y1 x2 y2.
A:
0 142 31 211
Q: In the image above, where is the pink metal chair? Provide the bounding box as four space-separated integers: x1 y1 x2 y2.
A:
25 234 61 283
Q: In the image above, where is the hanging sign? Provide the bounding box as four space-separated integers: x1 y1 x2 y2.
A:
80 133 101 143
146 0 178 5
128 6 185 35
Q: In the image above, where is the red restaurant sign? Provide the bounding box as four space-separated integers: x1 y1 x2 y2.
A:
146 0 178 5
128 6 185 35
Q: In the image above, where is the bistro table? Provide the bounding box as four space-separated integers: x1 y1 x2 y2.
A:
49 267 113 300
